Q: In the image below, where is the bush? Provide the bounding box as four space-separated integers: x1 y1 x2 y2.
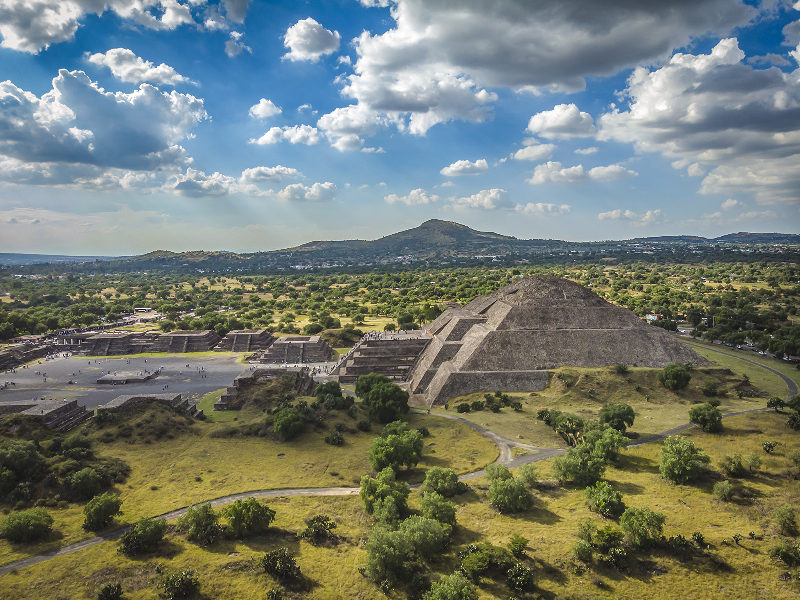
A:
619 507 665 549
161 570 200 600
584 481 625 518
506 563 535 593
594 526 624 553
423 467 462 497
470 401 484 412
659 363 691 391
261 547 301 581
273 407 304 441
459 543 515 582
456 404 471 414
718 453 747 478
702 380 718 397
360 468 410 516
613 363 629 374
325 431 344 445
0 508 53 543
365 527 412 582
369 426 423 472
767 397 785 411
83 492 123 531
689 403 723 433
97 582 123 600
222 498 275 538
419 491 457 526
364 381 410 423
774 505 799 536
301 514 337 544
422 572 477 600
553 444 607 486
119 517 167 555
398 515 450 559
770 540 800 566
746 452 762 473
659 435 710 484
572 540 593 563
712 480 735 501
177 503 222 545
516 463 538 488
70 467 104 501
488 478 534 514
357 419 372 432
598 402 635 433
507 534 529 557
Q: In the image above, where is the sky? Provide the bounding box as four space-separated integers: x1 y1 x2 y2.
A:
0 0 799 255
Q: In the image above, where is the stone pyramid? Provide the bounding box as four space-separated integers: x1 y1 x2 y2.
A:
407 275 710 406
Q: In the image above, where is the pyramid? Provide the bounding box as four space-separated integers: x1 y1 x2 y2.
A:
407 275 710 406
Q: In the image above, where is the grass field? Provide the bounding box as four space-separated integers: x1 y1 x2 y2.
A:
196 389 238 422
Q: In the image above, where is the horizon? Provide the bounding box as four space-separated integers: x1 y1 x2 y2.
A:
0 1 799 255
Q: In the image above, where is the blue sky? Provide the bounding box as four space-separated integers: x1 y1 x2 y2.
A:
0 0 798 254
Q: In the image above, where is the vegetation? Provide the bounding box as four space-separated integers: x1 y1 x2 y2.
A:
368 421 423 472
0 508 53 543
221 498 275 539
82 492 123 531
659 435 711 484
599 402 635 433
660 363 692 391
689 402 723 432
176 503 222 546
119 517 167 555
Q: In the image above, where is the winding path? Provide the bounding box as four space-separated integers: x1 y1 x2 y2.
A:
2 348 797 576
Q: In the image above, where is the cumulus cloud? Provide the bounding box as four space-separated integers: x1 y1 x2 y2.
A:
86 48 194 86
597 208 665 226
268 182 337 203
598 38 800 204
0 0 201 54
721 198 741 209
439 159 488 176
527 103 596 139
249 125 322 145
527 161 637 185
225 31 252 57
239 165 303 184
512 144 555 161
221 0 252 24
449 188 513 210
385 188 440 206
316 104 386 150
515 203 572 216
248 98 282 119
574 147 598 155
283 18 341 62
169 168 238 197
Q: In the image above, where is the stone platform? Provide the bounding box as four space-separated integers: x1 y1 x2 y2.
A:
96 370 159 384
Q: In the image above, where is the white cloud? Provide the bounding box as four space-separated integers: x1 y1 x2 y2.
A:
598 38 800 204
221 0 252 23
298 103 315 113
316 104 386 150
721 198 741 209
515 203 572 216
86 48 194 86
249 125 322 145
747 53 792 67
527 161 637 184
283 17 341 62
248 98 282 119
527 103 595 139
597 208 665 226
574 147 598 155
512 144 555 161
687 163 706 177
225 31 252 57
267 182 337 203
240 165 303 184
440 158 488 176
449 188 512 210
737 210 777 220
437 181 455 188
385 188 440 206
0 1 202 54
169 168 238 197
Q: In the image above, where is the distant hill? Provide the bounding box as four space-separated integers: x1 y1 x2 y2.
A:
0 253 124 266
712 232 800 244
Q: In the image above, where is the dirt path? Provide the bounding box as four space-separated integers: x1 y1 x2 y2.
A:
2 350 794 575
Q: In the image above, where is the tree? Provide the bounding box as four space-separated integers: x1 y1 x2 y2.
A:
97 583 123 600
261 547 301 581
489 478 534 514
659 435 710 484
517 463 538 488
659 363 692 391
355 372 392 399
177 503 222 545
0 440 45 482
364 382 410 423
422 467 462 497
422 572 477 600
584 481 625 518
83 492 123 531
70 467 104 501
774 505 799 536
0 508 53 543
365 527 412 583
767 397 785 411
506 563 536 593
619 507 665 549
689 403 723 433
398 515 450 559
419 491 457 526
222 498 276 538
273 407 304 441
161 569 200 600
599 402 635 433
713 480 735 501
553 444 607 486
120 517 167 555
359 467 410 516
301 514 337 544
315 381 343 399
368 427 423 472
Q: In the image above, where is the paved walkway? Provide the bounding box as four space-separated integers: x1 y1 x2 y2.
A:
2 347 796 576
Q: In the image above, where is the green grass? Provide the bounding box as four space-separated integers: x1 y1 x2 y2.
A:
196 389 239 422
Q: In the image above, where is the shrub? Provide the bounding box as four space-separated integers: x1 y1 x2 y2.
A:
767 396 785 411
97 582 123 600
577 518 596 543
553 444 607 486
572 540 593 563
470 401 484 412
356 419 372 432
368 426 423 472
325 431 344 445
489 478 534 514
702 380 718 397
713 480 735 501
746 452 762 472
689 403 723 433
659 436 710 484
594 526 625 553
598 402 635 433
261 547 301 581
399 515 450 558
365 527 412 582
770 540 800 566
356 375 409 423
423 467 462 497
176 503 222 545
506 563 535 593
273 407 304 441
613 363 629 374
301 514 337 544
419 491 456 526
774 505 799 536
507 534 529 558
161 570 200 600
83 492 123 531
456 403 471 414
763 441 779 454
516 463 538 488
619 507 665 549
584 481 625 518
69 467 104 501
422 572 477 600
360 468 410 515
119 517 167 555
659 363 691 391
459 543 515 582
316 381 343 399
0 508 53 543
222 498 275 538
719 453 747 478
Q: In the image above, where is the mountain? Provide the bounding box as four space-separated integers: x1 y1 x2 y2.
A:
0 253 124 266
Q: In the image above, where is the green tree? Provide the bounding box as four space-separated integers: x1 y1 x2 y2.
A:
599 402 635 433
553 444 607 486
0 440 45 482
713 480 735 501
301 514 337 544
273 407 304 441
0 508 53 543
659 363 692 391
355 372 392 399
368 427 423 472
659 436 710 484
584 481 625 518
359 467 410 516
222 498 276 539
489 478 534 514
261 547 302 581
83 492 123 531
506 563 536 593
517 463 539 488
398 515 450 559
69 467 103 501
422 467 462 497
689 402 723 433
365 527 411 583
363 382 410 423
419 491 457 526
774 505 799 536
315 381 343 399
119 517 167 555
161 569 200 600
422 572 477 600
176 503 222 545
620 507 665 549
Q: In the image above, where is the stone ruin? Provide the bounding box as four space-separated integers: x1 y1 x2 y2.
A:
333 276 710 406
0 343 51 372
249 336 334 364
214 329 274 353
214 367 316 410
97 392 202 417
0 399 92 433
334 337 430 384
78 330 221 355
